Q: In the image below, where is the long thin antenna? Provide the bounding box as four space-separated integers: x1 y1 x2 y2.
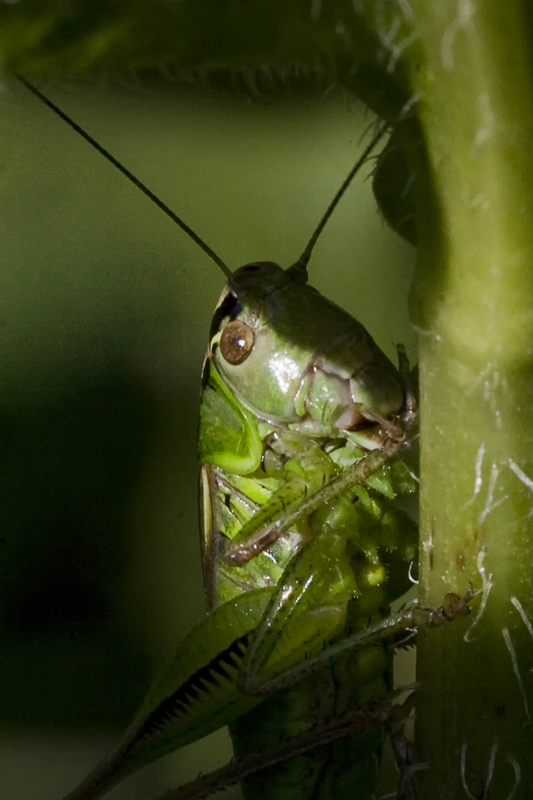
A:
289 121 389 281
16 75 234 283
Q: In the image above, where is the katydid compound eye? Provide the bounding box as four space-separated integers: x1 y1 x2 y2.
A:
219 320 255 365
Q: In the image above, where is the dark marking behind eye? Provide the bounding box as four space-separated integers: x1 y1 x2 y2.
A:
209 291 242 340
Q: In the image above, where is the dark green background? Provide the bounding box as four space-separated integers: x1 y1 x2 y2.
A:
0 77 414 799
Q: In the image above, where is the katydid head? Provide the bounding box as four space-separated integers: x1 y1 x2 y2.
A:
203 122 404 440
208 260 404 441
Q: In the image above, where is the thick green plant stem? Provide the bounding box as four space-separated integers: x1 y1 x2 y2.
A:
406 3 533 797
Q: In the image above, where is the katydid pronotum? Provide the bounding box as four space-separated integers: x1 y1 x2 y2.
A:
18 77 474 800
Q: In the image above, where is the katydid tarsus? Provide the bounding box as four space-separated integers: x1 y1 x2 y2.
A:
18 77 473 800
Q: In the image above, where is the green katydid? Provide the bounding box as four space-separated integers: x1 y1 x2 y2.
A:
18 77 470 800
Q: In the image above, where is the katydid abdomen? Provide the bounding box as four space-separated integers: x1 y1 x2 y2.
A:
199 262 418 798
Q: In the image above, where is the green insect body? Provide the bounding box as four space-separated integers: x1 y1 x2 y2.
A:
20 74 425 800
61 249 418 800
198 261 418 799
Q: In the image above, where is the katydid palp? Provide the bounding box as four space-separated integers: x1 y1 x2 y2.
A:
19 77 429 800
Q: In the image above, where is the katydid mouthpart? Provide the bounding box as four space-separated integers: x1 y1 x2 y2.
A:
18 76 432 800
